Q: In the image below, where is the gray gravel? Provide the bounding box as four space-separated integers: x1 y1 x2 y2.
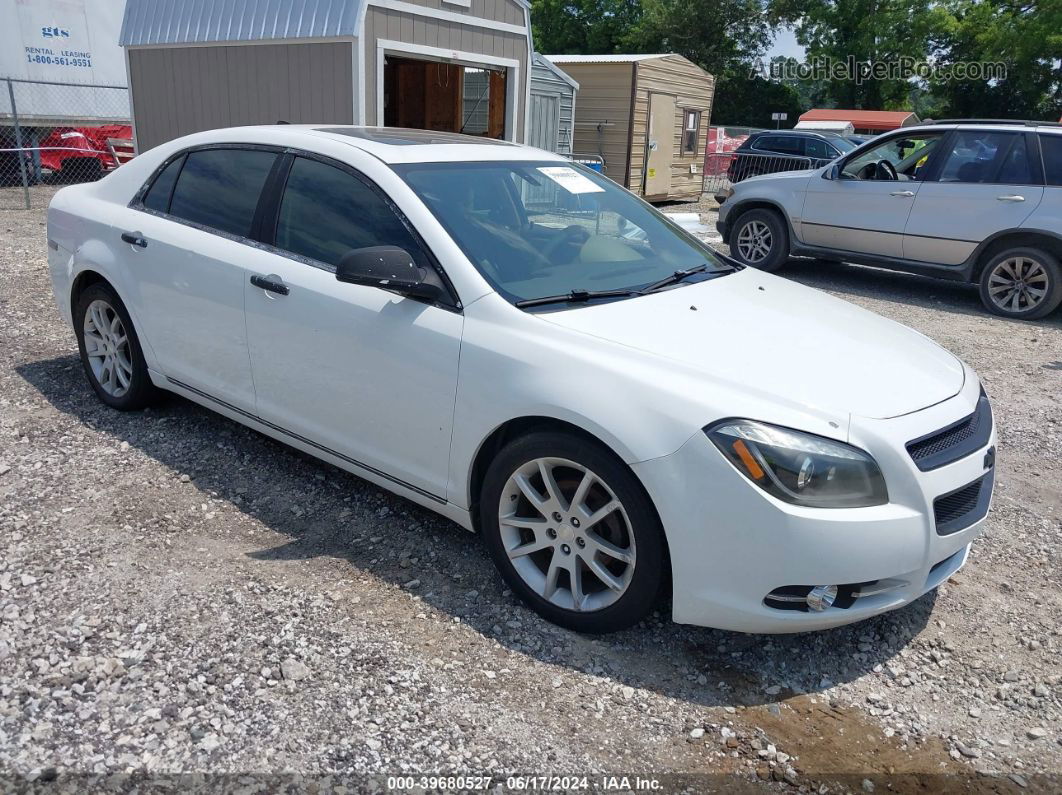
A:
1 185 1061 790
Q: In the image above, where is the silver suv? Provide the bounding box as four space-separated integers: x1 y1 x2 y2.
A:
717 121 1062 320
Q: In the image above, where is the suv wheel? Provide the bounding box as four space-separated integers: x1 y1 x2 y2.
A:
479 432 667 634
978 247 1062 320
728 208 789 272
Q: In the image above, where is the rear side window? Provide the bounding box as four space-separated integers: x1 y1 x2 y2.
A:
168 148 276 237
1041 134 1062 186
757 135 802 155
938 130 1033 184
274 156 430 269
142 155 184 213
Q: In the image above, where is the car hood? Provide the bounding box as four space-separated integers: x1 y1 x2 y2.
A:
740 167 817 185
538 269 964 420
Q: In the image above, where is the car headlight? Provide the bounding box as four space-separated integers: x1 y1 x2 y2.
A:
706 420 888 508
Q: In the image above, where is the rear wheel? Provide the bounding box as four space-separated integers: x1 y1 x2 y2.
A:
978 247 1062 320
728 208 789 272
74 282 161 410
480 432 666 633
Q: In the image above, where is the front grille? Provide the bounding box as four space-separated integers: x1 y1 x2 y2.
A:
934 470 993 535
907 389 993 471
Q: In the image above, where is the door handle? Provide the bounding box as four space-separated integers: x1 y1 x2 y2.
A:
889 190 915 197
120 231 147 248
996 194 1025 202
250 274 289 296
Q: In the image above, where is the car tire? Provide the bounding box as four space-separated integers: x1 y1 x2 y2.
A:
728 208 789 272
977 247 1062 320
479 431 667 634
75 282 161 410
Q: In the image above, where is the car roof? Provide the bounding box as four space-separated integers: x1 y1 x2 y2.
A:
286 125 567 164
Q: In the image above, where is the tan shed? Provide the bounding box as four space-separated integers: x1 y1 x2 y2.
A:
546 54 714 201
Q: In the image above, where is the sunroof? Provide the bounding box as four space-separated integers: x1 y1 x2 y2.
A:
315 127 514 146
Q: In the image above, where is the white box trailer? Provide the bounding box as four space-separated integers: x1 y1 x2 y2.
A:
0 0 129 126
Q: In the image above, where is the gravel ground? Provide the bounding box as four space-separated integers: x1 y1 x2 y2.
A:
1 185 1060 792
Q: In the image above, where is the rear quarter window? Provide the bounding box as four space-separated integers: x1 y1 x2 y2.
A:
141 154 184 213
1041 134 1062 186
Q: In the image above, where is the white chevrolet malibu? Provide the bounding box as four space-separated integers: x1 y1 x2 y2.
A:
47 126 997 634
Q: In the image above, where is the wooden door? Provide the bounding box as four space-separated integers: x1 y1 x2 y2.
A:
645 93 675 197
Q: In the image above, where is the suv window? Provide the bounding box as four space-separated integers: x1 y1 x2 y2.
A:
841 132 944 180
142 154 185 213
168 148 276 237
1038 134 1062 186
939 130 1033 184
804 138 835 160
756 135 802 155
274 156 432 272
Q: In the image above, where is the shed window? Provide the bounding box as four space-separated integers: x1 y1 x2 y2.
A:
682 110 701 155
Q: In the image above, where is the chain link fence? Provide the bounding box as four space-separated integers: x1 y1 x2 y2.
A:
1 77 131 210
704 151 833 199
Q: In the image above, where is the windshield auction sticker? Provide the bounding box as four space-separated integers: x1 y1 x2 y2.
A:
537 166 606 194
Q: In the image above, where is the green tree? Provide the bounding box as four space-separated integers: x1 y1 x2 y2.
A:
928 0 1062 120
712 74 805 127
530 0 643 54
767 0 941 110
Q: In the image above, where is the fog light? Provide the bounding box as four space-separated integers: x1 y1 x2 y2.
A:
806 585 838 612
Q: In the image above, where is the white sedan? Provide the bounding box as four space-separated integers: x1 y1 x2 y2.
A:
46 126 997 633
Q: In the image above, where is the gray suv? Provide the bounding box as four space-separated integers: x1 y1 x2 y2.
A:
717 121 1062 319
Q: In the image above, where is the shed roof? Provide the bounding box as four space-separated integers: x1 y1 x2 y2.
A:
544 54 669 64
533 53 579 90
121 0 532 46
798 108 919 131
120 0 363 45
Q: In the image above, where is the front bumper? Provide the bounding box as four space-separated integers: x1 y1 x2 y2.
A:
633 377 995 633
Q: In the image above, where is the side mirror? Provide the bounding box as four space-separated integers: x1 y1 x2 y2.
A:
335 246 441 301
823 163 842 180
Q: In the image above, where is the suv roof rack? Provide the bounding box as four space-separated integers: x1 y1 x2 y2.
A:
928 118 1062 128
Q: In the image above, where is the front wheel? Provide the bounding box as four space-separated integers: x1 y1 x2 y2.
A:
480 432 667 633
978 247 1062 320
728 208 790 272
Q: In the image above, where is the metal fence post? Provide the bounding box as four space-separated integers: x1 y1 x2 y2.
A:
6 78 31 210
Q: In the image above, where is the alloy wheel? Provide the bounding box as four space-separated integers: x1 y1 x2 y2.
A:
83 299 133 397
498 457 636 612
986 256 1050 313
736 219 772 263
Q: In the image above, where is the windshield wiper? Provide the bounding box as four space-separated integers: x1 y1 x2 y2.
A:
642 264 711 293
514 288 639 308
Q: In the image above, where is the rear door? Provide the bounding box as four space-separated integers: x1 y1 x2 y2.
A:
800 131 946 257
127 146 278 412
903 129 1044 265
242 154 462 499
644 93 675 197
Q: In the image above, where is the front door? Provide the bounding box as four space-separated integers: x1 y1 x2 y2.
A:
644 93 675 197
800 131 946 257
903 129 1044 265
530 93 560 152
243 155 462 499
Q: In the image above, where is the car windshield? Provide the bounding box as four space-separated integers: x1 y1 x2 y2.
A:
832 137 858 153
393 161 732 306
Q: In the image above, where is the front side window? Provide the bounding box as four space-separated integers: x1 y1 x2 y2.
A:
1041 134 1062 186
395 161 731 305
682 110 701 154
274 156 432 272
938 130 1033 184
804 138 834 160
167 148 276 237
841 132 943 180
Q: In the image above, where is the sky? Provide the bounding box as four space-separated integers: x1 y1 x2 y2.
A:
766 27 805 61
